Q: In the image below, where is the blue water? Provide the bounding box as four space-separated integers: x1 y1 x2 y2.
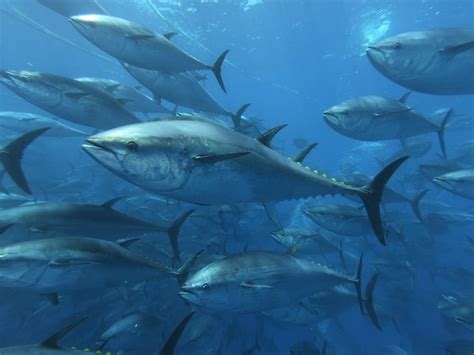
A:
0 0 473 354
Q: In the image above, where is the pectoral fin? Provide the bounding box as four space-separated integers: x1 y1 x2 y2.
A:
440 41 474 59
49 260 95 267
373 108 413 117
30 225 50 233
193 152 250 164
126 34 155 40
241 281 273 289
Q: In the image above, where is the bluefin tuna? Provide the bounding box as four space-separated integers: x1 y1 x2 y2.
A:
122 63 236 119
179 251 363 313
366 29 474 95
0 112 87 137
433 169 474 200
69 15 229 92
323 94 452 157
82 119 408 245
0 70 140 129
0 199 192 261
76 77 171 115
38 0 108 17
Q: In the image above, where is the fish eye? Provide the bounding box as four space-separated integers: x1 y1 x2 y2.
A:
202 283 209 290
126 141 138 152
394 41 401 49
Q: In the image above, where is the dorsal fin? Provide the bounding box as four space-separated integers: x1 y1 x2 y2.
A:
172 249 204 285
0 127 50 195
230 103 251 128
163 32 178 40
104 83 121 93
258 125 287 148
159 313 195 355
295 143 318 163
101 196 125 209
41 316 87 348
398 91 411 104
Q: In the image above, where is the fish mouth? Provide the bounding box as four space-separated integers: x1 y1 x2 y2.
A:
69 16 95 32
365 46 385 67
0 71 18 86
178 289 198 302
82 138 118 160
323 111 340 126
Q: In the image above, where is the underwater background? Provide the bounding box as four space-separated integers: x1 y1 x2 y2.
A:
0 1 473 354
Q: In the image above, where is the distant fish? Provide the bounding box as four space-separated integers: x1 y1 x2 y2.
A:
419 158 466 180
293 137 309 149
0 111 88 137
366 29 474 95
38 0 108 17
0 70 140 129
0 198 192 261
69 15 229 92
0 237 172 292
303 204 372 237
324 93 452 157
433 169 474 200
122 63 236 120
76 77 171 114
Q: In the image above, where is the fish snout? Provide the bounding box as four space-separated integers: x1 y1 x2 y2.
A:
323 110 340 126
69 15 97 31
82 137 118 160
178 285 198 301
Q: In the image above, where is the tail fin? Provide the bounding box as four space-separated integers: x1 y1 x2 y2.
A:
230 103 251 128
212 49 229 93
0 127 50 195
436 108 453 159
353 253 364 316
167 209 194 263
408 189 429 222
357 156 409 245
172 249 204 285
364 273 382 331
159 312 194 355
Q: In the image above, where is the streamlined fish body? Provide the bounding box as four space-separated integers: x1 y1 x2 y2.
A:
0 70 139 129
367 29 474 95
83 119 408 245
70 15 229 92
0 237 167 292
76 77 170 114
122 63 230 117
179 252 359 313
0 112 88 137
